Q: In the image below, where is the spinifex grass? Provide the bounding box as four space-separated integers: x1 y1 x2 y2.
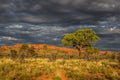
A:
0 58 119 80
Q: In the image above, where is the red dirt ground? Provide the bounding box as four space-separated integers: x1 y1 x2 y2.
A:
0 44 113 54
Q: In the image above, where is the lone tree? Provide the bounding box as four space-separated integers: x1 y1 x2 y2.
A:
62 28 100 56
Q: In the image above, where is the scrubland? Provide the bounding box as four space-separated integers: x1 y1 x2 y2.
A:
0 44 120 80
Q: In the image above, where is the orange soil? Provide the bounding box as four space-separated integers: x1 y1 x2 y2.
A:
35 70 68 80
35 74 53 80
57 70 69 80
0 44 78 54
0 44 113 54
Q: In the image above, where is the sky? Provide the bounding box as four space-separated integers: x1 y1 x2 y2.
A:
0 0 120 51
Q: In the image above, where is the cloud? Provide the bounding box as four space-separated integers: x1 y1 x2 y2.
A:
0 0 120 24
0 36 19 41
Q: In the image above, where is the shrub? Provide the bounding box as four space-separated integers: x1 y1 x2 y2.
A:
53 76 61 80
10 49 17 60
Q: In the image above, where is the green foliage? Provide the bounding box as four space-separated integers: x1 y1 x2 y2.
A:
17 44 37 62
19 44 29 56
10 49 17 59
62 28 100 54
18 44 29 62
19 73 31 80
117 53 120 62
20 44 29 51
66 72 92 80
49 53 57 61
28 46 37 57
43 44 48 50
53 76 61 80
86 47 99 54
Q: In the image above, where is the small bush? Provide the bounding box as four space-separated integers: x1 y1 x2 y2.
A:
53 76 61 80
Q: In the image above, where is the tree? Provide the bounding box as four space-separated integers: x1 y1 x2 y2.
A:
20 44 29 52
28 46 37 58
19 44 29 62
10 49 17 60
62 28 100 56
43 44 48 50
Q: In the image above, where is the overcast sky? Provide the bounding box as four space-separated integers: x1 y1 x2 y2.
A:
0 0 120 24
0 0 120 51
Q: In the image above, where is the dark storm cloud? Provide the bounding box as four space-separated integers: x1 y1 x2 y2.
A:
0 0 120 24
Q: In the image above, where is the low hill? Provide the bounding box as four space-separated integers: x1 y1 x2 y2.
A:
0 44 113 54
0 44 78 54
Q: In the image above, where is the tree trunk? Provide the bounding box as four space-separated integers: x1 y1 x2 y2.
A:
76 45 82 59
79 49 81 59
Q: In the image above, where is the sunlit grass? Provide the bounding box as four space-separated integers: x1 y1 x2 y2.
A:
0 58 119 80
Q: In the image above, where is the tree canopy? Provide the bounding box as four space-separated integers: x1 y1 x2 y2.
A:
62 28 100 54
